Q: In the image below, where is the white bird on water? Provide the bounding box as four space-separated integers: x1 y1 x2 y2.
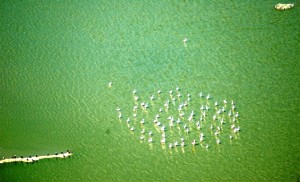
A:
108 82 112 88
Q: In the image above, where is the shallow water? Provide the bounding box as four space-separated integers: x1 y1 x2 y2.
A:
0 0 299 181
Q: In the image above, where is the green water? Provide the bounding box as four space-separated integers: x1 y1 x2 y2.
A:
1 0 299 181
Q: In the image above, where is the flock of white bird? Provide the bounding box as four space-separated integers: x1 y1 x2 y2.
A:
114 85 241 152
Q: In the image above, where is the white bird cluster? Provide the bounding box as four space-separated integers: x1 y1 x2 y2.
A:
117 87 241 152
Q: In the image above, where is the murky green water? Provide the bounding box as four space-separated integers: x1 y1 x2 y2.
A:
1 0 299 181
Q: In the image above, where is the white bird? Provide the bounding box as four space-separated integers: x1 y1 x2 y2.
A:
140 119 145 124
200 105 204 110
183 38 188 43
116 108 121 112
161 138 166 144
234 127 240 133
205 144 209 149
205 105 209 111
174 141 178 146
126 118 130 123
231 124 235 129
223 100 227 105
169 90 173 95
176 86 180 91
157 90 161 94
181 142 185 147
228 110 232 117
200 116 203 121
230 135 233 140
216 139 220 144
235 112 239 118
141 129 145 134
206 94 210 100
169 143 173 149
140 136 144 140
150 95 155 101
148 137 153 143
192 140 197 146
213 115 217 121
220 118 225 125
185 128 189 133
199 92 203 97
149 131 153 136
159 108 163 112
132 89 137 94
118 113 122 119
108 82 112 88
130 127 135 131
214 101 218 106
200 136 204 143
143 103 149 109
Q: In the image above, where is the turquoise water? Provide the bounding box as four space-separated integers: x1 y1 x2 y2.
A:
1 0 299 181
